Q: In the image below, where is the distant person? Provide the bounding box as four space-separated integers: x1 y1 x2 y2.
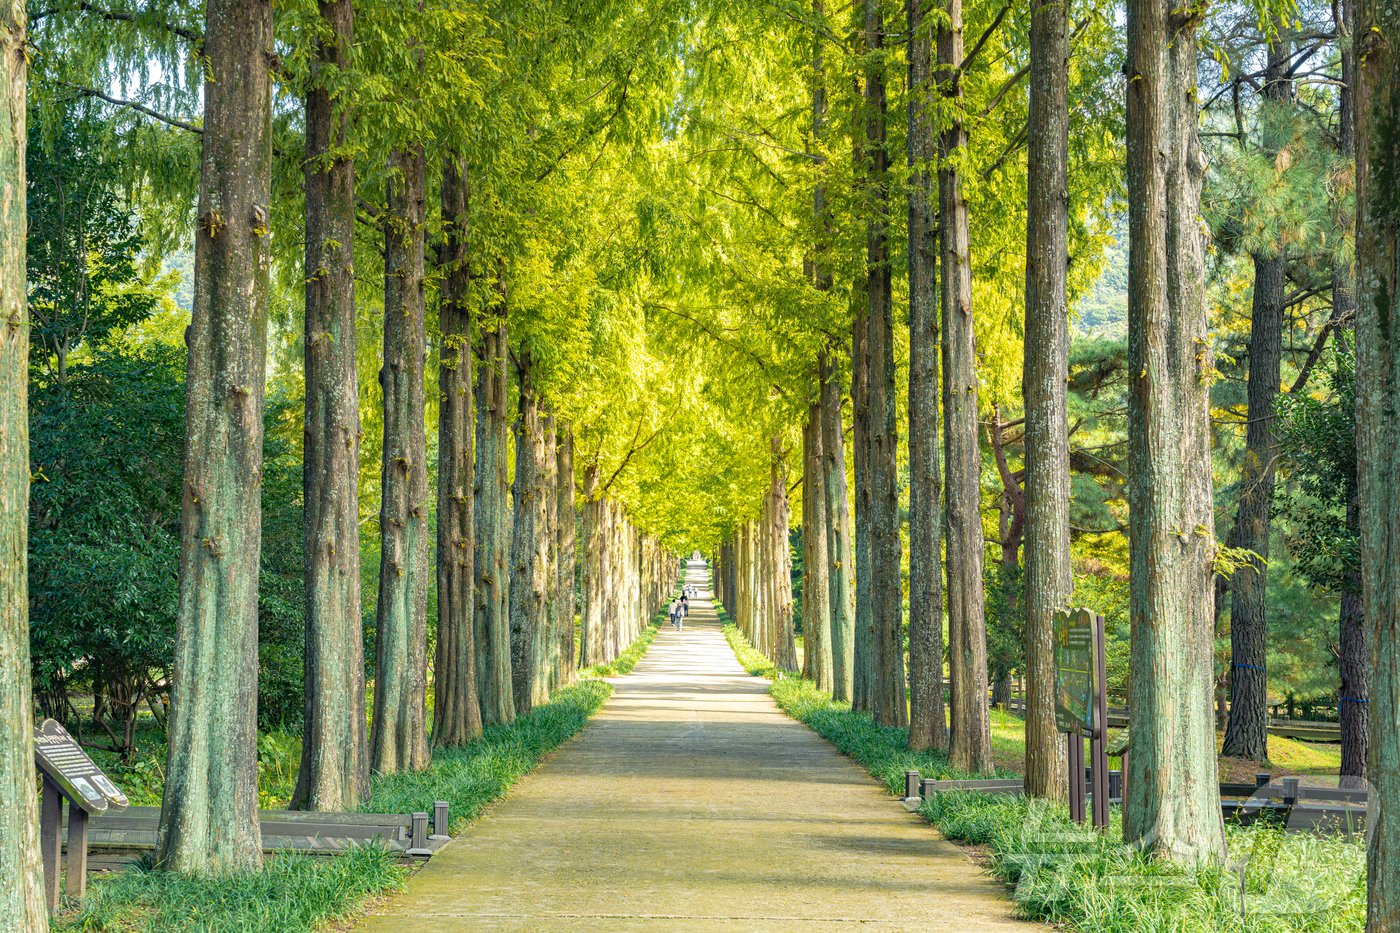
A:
678 594 688 630
669 599 680 630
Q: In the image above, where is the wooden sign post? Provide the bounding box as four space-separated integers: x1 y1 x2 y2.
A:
1053 608 1109 829
33 719 129 910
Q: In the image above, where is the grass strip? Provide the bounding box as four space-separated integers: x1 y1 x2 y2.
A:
721 615 1365 933
58 618 661 933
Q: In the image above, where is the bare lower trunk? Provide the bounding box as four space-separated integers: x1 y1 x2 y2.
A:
770 438 799 672
822 352 856 703
906 0 945 752
1354 0 1400 922
296 0 368 809
802 392 833 689
509 354 549 713
432 155 481 748
371 145 430 776
939 0 991 775
1222 31 1292 764
158 0 272 874
581 465 604 667
0 5 45 921
556 427 577 685
474 318 514 725
1021 0 1070 800
1123 0 1225 862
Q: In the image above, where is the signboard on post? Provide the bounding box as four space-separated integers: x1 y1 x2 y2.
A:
1054 607 1096 737
33 719 128 911
34 718 128 813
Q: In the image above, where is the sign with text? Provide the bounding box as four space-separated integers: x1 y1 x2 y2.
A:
1054 608 1097 737
33 719 128 814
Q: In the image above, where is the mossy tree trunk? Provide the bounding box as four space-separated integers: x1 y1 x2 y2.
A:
371 144 430 776
802 389 833 690
0 3 46 923
1354 0 1399 922
939 0 992 775
474 318 514 725
1122 0 1225 863
509 353 549 713
432 155 482 749
581 464 604 667
295 0 368 810
1021 0 1070 799
822 351 856 704
157 0 272 875
906 0 945 751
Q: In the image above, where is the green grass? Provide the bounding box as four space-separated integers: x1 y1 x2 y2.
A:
58 621 659 932
722 620 1366 933
585 612 663 678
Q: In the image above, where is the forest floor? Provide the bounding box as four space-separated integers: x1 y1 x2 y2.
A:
353 575 1039 931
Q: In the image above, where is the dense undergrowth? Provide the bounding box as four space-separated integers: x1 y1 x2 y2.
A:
56 618 662 933
720 615 1365 933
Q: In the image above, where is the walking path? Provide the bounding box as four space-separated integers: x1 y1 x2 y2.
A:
355 562 1038 931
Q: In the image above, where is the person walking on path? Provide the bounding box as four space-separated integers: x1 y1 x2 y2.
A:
669 598 681 630
679 593 689 631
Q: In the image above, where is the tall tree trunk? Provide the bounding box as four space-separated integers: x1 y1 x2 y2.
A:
863 0 906 729
371 145 430 775
556 427 577 685
822 352 856 703
1332 0 1366 789
1354 0 1399 923
0 3 45 921
157 0 272 874
581 464 604 667
474 317 514 724
939 0 992 775
1221 29 1292 763
1021 0 1070 800
509 353 549 713
1123 0 1225 863
432 155 481 748
907 0 945 751
771 438 800 672
296 0 368 809
802 393 833 689
539 416 558 697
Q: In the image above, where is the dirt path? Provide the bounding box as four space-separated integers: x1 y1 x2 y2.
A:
354 563 1040 931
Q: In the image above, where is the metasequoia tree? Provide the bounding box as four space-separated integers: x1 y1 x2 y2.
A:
433 155 482 748
157 0 272 874
555 426 577 686
906 0 944 751
1354 0 1398 921
295 0 368 810
822 353 856 703
1021 0 1070 798
802 387 833 690
1122 0 1225 862
581 463 605 666
938 0 991 775
768 438 799 672
474 317 514 725
1221 25 1294 763
0 2 46 924
371 144 430 775
509 352 550 713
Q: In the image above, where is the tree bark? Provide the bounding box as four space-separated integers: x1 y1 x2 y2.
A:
295 0 368 810
157 0 272 874
581 464 604 667
432 155 482 748
770 438 800 672
371 145 430 775
474 317 514 724
939 0 992 775
821 352 856 704
556 426 577 685
1221 30 1292 764
1123 0 1225 863
851 78 875 714
1354 0 1400 923
802 392 833 690
0 4 46 922
509 353 550 713
539 416 558 697
907 0 945 751
1021 0 1070 799
861 0 906 729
